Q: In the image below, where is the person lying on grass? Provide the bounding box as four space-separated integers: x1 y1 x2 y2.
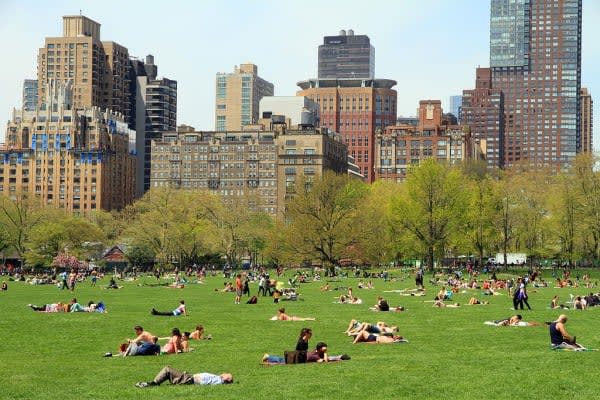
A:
271 307 315 321
468 297 489 305
433 300 460 308
28 302 69 312
345 320 398 337
262 342 350 364
485 315 542 327
189 325 212 340
151 300 187 316
135 366 233 387
352 331 407 344
338 295 362 304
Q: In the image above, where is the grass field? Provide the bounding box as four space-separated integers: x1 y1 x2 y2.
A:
0 269 598 400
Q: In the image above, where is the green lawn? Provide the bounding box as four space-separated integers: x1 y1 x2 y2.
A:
0 270 598 400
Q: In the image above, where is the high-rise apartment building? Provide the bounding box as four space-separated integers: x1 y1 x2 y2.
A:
37 15 134 127
580 88 593 153
1 81 136 211
490 0 582 168
297 78 397 182
374 100 483 182
215 63 274 131
461 68 505 168
150 123 347 218
318 30 375 79
22 79 38 111
449 95 462 122
131 55 177 196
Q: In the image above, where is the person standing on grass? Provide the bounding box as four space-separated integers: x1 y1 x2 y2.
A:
234 274 242 304
90 269 98 286
135 367 233 387
152 300 187 316
516 278 531 310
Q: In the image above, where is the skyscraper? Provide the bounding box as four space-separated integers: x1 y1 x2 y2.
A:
22 79 38 111
461 68 505 168
318 30 375 79
215 63 274 131
580 88 593 153
449 95 462 122
131 55 177 195
37 15 134 127
490 0 582 169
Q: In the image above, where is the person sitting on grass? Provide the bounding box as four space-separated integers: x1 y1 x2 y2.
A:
550 295 569 309
123 325 156 356
549 314 586 350
152 300 187 316
272 307 315 321
262 342 350 364
106 277 120 289
135 366 233 388
371 296 390 311
352 331 406 344
162 328 184 354
106 335 160 357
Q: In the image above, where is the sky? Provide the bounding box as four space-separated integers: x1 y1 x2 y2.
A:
0 0 598 149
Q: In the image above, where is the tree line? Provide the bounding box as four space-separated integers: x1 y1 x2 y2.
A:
2 154 600 271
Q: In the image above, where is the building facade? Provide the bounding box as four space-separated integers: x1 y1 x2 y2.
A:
296 78 397 182
259 96 320 128
150 124 347 218
449 95 462 122
0 82 136 211
374 100 482 182
318 30 375 79
22 79 38 111
215 63 274 131
490 0 582 168
580 87 593 153
37 15 134 127
461 67 505 168
131 55 177 196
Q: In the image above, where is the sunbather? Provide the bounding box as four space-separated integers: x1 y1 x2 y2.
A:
272 307 315 321
352 331 406 344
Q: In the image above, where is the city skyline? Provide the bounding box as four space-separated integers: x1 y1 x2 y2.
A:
1 0 598 149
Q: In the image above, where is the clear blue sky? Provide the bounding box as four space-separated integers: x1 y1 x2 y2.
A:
1 0 598 149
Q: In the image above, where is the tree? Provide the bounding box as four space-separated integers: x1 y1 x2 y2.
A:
463 175 501 266
0 194 44 265
391 159 467 271
284 171 368 274
203 193 273 269
570 154 600 263
352 180 402 267
122 188 211 269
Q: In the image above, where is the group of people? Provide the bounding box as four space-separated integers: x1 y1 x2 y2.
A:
28 298 106 313
113 324 210 357
344 319 406 344
262 327 350 364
